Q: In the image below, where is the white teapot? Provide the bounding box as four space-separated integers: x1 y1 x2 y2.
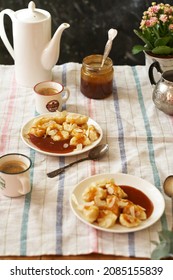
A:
0 1 70 87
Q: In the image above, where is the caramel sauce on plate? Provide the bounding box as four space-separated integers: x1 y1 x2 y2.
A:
120 185 154 218
29 134 75 154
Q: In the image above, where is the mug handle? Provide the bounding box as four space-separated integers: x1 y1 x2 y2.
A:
148 61 163 85
62 87 70 103
18 175 31 195
0 9 15 59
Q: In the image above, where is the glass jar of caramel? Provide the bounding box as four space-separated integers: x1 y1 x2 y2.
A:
80 54 114 99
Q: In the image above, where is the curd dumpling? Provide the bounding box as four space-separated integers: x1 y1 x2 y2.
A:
119 213 141 228
117 198 131 208
94 196 107 208
54 111 67 123
106 195 120 216
63 122 77 132
32 117 49 127
80 205 99 223
29 127 46 137
66 113 88 125
122 203 147 220
51 130 70 141
83 137 91 146
28 111 99 151
79 179 148 229
106 183 127 198
97 210 117 228
46 123 62 136
87 125 99 141
71 128 83 136
82 185 107 202
70 135 91 147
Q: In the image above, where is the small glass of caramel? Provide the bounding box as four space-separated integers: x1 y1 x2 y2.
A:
80 54 114 99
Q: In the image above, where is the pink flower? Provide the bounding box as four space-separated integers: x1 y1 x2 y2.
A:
159 14 168 23
134 2 173 55
145 17 158 27
146 11 155 18
140 19 146 29
163 6 173 17
169 24 173 30
150 5 160 14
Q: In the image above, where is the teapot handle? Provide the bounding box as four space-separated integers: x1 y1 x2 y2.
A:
148 61 163 85
0 9 15 59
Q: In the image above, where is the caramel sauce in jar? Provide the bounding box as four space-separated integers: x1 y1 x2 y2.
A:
80 54 114 99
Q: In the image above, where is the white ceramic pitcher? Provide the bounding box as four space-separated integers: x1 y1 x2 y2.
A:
0 1 70 87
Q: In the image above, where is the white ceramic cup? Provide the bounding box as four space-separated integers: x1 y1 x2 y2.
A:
0 153 32 198
34 81 70 114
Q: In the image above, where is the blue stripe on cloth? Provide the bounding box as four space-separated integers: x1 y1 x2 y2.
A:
112 77 127 174
132 66 168 230
56 64 67 254
112 74 135 257
20 148 35 255
56 173 65 254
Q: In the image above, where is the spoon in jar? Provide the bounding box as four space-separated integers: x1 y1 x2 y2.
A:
47 143 109 178
100 28 118 68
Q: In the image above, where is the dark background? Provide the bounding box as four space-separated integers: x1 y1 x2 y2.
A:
0 0 170 65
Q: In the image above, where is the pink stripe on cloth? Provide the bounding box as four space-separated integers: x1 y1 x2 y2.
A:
91 162 96 176
87 98 97 176
89 227 98 253
0 75 17 154
87 98 94 119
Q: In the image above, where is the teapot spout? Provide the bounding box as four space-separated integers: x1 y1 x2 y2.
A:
41 23 70 70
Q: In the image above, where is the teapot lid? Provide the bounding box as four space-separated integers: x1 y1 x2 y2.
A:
15 1 50 23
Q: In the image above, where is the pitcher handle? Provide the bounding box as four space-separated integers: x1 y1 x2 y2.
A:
0 9 15 59
149 61 163 85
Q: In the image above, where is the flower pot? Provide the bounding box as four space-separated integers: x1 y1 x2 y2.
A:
145 51 173 72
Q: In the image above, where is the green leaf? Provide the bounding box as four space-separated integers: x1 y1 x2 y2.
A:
152 46 173 55
132 45 146 54
151 230 173 260
159 230 173 253
133 29 153 50
168 36 173 48
151 240 170 260
154 37 170 47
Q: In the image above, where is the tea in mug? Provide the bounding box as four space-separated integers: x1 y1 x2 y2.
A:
37 88 59 96
0 160 27 174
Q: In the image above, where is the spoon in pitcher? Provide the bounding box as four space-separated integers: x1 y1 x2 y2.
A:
163 175 173 198
163 175 173 230
47 143 109 178
100 28 118 68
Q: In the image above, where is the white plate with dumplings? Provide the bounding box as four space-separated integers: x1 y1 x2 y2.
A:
70 173 165 233
21 111 103 156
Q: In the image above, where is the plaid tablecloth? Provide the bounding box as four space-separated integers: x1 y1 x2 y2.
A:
0 63 172 258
